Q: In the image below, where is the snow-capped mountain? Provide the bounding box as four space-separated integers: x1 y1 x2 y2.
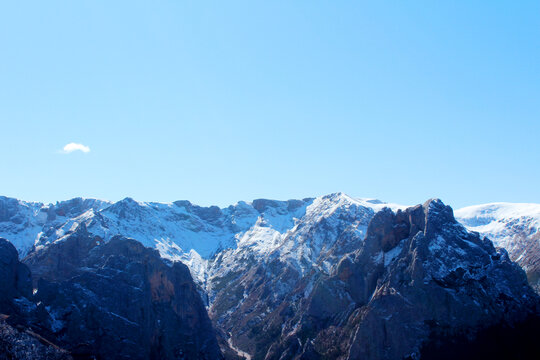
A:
257 200 539 359
209 199 540 359
455 203 540 291
0 196 110 255
0 193 404 285
1 194 539 359
2 195 539 294
207 194 404 294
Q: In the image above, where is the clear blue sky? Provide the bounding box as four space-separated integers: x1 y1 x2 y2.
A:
1 1 539 208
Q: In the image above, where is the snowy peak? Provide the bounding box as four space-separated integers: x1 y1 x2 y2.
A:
455 202 540 259
51 197 109 219
0 196 41 223
456 202 540 238
0 193 407 271
0 196 109 255
455 202 540 292
6 193 539 294
210 198 540 360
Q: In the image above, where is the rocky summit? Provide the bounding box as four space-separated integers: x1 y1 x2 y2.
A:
262 200 539 359
0 194 539 359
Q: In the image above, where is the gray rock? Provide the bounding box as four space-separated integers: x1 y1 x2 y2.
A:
0 238 32 313
261 200 540 359
25 232 224 359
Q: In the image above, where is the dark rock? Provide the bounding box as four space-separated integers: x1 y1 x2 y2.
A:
0 238 32 313
0 316 72 360
287 199 309 212
0 238 65 359
26 234 223 360
23 224 100 287
252 199 281 213
0 197 22 223
418 314 540 360
53 198 104 218
173 200 192 208
263 199 540 360
192 205 223 223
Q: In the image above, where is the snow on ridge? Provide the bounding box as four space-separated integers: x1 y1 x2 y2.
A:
1 193 408 285
455 202 540 251
0 193 402 255
455 203 540 232
456 203 540 224
266 193 390 275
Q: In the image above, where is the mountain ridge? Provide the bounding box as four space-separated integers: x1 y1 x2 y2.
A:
1 195 539 359
1 194 539 293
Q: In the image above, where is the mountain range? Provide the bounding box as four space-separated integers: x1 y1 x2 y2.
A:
0 193 539 359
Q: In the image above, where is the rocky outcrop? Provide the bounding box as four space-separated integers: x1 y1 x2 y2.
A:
24 232 223 360
0 229 223 359
0 197 23 223
23 224 100 287
0 238 69 359
50 198 105 219
0 238 31 314
261 200 540 359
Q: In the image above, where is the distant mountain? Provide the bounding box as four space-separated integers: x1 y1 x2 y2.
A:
0 194 403 286
455 202 540 292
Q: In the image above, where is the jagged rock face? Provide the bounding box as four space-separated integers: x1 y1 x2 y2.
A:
50 198 105 220
0 239 68 359
208 195 380 359
23 225 101 287
0 238 31 314
515 231 540 291
260 200 539 360
210 257 305 359
24 232 223 360
0 197 23 223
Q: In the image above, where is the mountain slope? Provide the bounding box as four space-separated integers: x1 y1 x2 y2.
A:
262 200 539 359
3 227 224 359
456 202 540 291
207 194 397 358
0 238 70 359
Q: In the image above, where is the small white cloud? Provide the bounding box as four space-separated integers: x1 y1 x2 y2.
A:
62 142 90 154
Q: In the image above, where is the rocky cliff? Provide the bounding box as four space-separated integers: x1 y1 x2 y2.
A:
262 200 540 359
0 238 70 359
0 231 223 359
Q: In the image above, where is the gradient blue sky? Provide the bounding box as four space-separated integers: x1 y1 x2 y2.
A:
1 1 539 208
